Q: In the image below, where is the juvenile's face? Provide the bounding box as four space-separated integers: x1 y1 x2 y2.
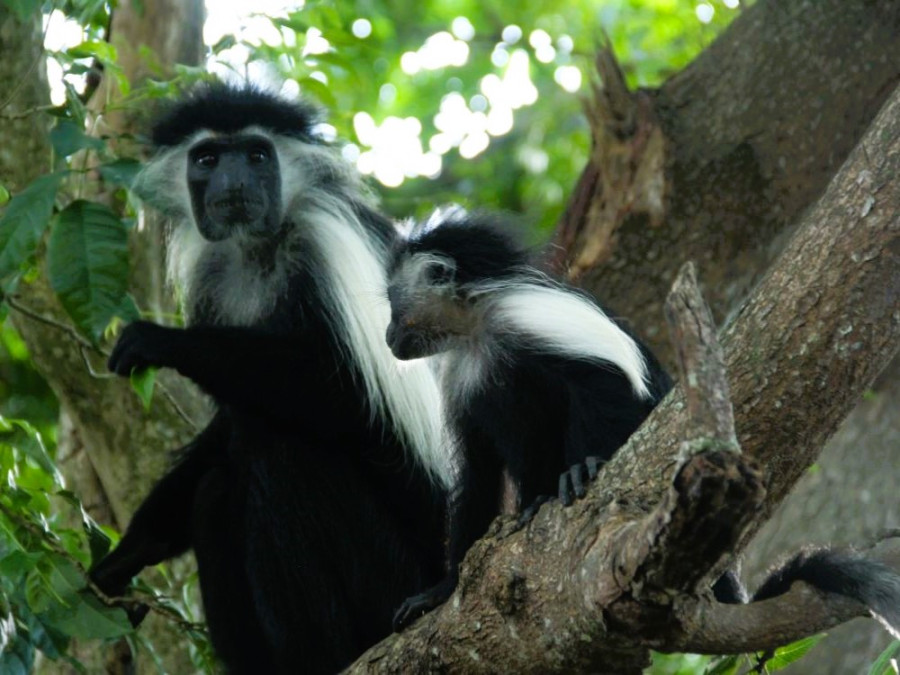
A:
385 252 473 360
187 134 283 242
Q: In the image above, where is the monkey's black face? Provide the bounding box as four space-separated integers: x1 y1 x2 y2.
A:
385 282 473 361
187 135 283 242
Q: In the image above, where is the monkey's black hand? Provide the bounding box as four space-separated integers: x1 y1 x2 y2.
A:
88 568 150 628
392 575 457 632
108 321 177 376
511 494 552 532
558 456 604 506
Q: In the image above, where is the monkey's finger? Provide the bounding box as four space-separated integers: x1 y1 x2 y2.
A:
586 456 602 480
570 463 586 499
516 495 552 529
558 472 574 506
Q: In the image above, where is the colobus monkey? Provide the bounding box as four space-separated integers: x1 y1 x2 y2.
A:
386 209 673 629
89 84 454 674
386 211 900 641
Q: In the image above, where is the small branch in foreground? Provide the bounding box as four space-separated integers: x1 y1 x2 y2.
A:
6 294 102 354
664 262 738 449
0 499 204 634
7 295 200 430
671 585 864 654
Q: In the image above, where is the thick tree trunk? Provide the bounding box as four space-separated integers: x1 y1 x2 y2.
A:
553 0 900 669
2 3 204 672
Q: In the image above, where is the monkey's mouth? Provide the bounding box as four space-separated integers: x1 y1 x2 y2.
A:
386 325 445 360
209 197 267 227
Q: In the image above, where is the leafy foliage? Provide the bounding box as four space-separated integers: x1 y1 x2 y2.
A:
46 200 137 343
0 414 132 672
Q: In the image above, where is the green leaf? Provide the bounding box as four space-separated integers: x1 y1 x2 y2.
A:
211 34 237 53
130 367 157 412
766 634 826 670
0 551 43 578
46 554 85 603
0 184 10 206
44 591 132 640
55 491 112 564
46 200 138 342
1 0 42 22
49 119 105 158
704 655 741 675
0 172 66 286
868 640 900 675
297 76 337 107
0 639 32 675
2 419 61 485
65 40 118 64
98 159 143 188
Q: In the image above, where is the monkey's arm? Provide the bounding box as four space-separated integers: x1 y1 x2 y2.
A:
89 411 229 599
107 321 326 420
393 429 503 631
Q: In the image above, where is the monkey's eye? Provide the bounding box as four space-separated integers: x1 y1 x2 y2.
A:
195 152 218 168
425 264 454 285
248 148 269 163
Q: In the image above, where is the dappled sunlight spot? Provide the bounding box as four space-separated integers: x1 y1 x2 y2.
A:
312 123 337 142
44 9 87 105
481 50 538 110
486 106 514 136
380 83 398 105
535 45 556 64
419 31 470 70
429 133 454 155
518 146 549 174
302 27 331 56
354 115 437 186
203 1 294 48
400 28 474 76
452 17 476 42
502 25 523 45
528 29 552 50
469 94 488 112
401 51 422 75
554 65 582 93
352 18 372 39
491 45 511 68
695 3 715 24
341 143 361 163
460 131 490 159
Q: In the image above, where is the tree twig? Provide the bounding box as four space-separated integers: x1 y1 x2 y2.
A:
664 261 739 450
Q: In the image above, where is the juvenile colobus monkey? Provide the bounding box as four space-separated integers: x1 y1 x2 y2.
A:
387 209 672 628
89 84 453 673
388 210 900 640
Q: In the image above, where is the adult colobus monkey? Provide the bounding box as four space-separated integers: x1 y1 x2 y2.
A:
387 209 672 628
89 84 453 674
387 210 900 640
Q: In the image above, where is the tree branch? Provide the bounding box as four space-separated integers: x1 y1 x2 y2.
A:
346 81 900 674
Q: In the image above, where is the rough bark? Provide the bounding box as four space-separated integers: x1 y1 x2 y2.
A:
553 0 900 668
558 0 900 360
347 82 900 673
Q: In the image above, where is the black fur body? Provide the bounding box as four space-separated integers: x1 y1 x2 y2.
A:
386 211 672 628
90 85 450 674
